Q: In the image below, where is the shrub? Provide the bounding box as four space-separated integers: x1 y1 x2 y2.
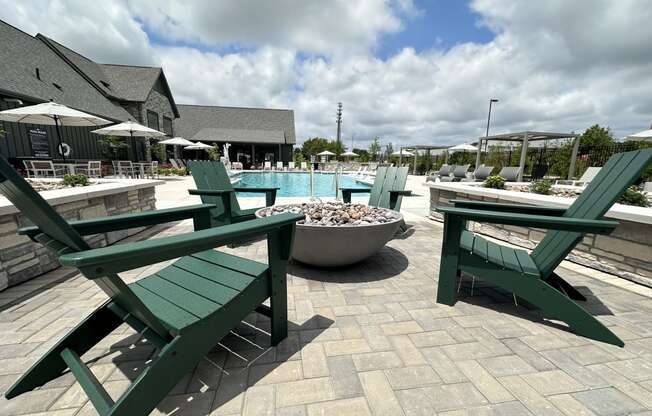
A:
159 167 187 176
530 180 552 195
484 175 505 189
618 186 648 207
62 173 89 187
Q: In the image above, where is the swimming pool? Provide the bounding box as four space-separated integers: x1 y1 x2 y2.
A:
234 172 370 197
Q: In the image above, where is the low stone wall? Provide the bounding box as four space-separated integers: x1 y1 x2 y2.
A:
428 184 652 288
0 180 161 290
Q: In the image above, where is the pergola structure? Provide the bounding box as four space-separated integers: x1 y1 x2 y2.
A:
475 131 580 181
399 145 449 174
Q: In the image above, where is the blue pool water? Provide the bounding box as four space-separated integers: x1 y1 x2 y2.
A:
235 172 370 197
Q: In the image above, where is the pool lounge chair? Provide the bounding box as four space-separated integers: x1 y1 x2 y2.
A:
426 164 455 182
440 164 470 182
263 161 272 171
340 166 412 211
276 161 284 170
461 165 494 182
498 166 521 182
435 148 652 346
188 161 279 226
300 162 308 170
556 167 601 187
0 154 304 416
288 161 295 170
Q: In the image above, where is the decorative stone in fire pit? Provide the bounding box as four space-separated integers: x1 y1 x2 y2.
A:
257 202 403 267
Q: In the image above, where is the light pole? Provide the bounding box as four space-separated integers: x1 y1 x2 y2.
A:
477 98 498 168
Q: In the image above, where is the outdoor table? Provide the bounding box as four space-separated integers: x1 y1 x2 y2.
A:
132 162 152 178
54 163 88 175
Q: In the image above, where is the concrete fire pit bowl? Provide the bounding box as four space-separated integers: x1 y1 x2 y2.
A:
256 202 403 267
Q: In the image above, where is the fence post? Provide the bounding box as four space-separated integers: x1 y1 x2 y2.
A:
568 135 580 180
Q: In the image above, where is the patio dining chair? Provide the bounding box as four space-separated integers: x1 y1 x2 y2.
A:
76 161 102 178
117 160 135 178
30 160 66 178
435 148 652 346
340 166 412 211
0 154 303 415
188 161 279 226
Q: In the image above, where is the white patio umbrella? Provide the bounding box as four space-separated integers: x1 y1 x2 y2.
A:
448 143 478 152
159 137 194 146
92 121 165 162
341 151 359 157
391 149 414 157
0 101 110 161
317 150 336 161
625 129 652 142
185 141 213 150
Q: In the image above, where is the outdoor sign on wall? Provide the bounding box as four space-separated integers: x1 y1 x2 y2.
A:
28 128 50 158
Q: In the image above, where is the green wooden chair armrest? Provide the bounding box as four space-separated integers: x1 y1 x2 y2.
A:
339 188 371 193
436 206 618 234
389 190 412 196
232 187 279 192
232 187 278 206
340 188 371 203
188 188 233 196
450 199 566 216
18 204 216 238
59 213 305 277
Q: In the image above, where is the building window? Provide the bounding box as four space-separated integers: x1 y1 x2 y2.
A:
147 110 159 131
162 116 172 136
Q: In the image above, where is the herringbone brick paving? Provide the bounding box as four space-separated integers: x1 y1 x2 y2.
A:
1 218 652 415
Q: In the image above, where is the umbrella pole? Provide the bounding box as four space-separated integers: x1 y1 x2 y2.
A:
54 116 66 162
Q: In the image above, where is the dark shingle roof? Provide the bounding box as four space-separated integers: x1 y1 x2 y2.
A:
99 64 161 101
175 104 296 145
37 33 179 117
0 21 132 121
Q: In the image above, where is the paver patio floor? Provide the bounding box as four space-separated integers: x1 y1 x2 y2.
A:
1 217 652 415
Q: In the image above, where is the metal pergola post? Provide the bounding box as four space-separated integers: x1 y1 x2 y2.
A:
517 132 529 181
399 147 402 167
568 135 581 180
475 139 482 168
413 149 417 175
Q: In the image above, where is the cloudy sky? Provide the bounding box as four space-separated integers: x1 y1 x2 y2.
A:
2 0 651 147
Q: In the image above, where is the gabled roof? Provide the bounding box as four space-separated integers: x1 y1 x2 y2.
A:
37 33 179 117
0 20 132 121
175 104 296 144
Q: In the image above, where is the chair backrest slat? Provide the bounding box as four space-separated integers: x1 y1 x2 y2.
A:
0 155 170 339
188 161 240 224
368 166 388 207
532 149 652 276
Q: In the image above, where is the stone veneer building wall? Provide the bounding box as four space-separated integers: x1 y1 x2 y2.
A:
0 186 156 290
429 186 652 288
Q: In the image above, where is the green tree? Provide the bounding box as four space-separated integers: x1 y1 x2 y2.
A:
579 124 615 148
326 140 345 158
207 145 220 161
150 143 166 161
385 142 394 159
368 137 381 162
301 137 329 159
98 135 128 160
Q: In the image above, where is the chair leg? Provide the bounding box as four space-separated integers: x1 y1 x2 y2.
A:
545 272 587 301
515 278 623 347
108 334 214 415
5 302 122 398
436 214 464 306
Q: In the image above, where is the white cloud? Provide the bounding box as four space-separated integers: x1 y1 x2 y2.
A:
0 0 158 66
127 0 406 55
2 0 651 147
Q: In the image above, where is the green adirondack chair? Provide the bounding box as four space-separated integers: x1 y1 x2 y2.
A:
340 166 412 211
0 155 303 415
188 161 279 226
436 149 652 347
